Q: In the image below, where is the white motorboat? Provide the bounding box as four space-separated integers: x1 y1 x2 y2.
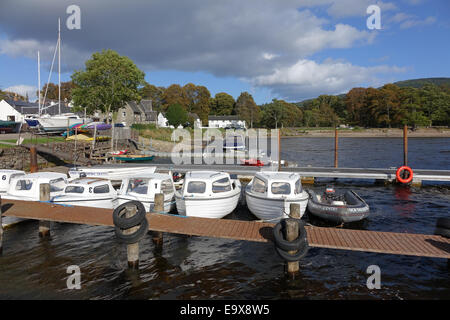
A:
175 171 241 218
68 166 157 182
0 170 25 194
1 172 68 227
51 177 118 209
37 113 84 132
223 133 246 151
245 172 309 222
117 173 176 213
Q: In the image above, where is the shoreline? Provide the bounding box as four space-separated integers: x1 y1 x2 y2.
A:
280 128 450 138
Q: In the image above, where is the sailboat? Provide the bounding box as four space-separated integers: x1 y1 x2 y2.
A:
35 19 85 132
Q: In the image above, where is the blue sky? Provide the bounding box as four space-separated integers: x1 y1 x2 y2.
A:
0 0 449 105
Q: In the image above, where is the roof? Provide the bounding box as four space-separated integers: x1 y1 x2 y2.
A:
188 112 200 120
139 99 153 112
186 171 230 181
254 172 301 183
123 173 172 181
127 101 142 113
19 172 67 181
3 99 74 116
208 115 239 121
67 177 111 186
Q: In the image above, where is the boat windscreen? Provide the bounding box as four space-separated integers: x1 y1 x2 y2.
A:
271 182 291 195
65 186 84 194
127 179 149 195
212 178 231 193
187 181 206 194
251 177 266 193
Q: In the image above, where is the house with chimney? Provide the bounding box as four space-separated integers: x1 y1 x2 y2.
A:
94 99 158 126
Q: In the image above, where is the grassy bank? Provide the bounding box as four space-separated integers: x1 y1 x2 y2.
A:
0 137 66 149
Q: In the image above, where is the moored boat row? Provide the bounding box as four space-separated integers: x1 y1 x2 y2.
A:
0 168 371 228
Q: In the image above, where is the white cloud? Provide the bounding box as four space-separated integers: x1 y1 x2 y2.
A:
249 59 406 101
4 85 38 101
399 16 436 29
0 0 375 78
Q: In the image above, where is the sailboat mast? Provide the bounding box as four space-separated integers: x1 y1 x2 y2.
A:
38 51 41 115
58 18 61 115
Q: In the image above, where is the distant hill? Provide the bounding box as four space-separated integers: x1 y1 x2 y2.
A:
392 77 450 88
293 77 450 106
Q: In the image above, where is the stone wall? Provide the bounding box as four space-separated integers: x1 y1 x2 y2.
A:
0 147 50 170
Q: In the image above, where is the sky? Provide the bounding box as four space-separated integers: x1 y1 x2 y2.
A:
0 0 449 105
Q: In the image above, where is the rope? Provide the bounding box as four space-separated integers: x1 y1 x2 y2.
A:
39 200 73 207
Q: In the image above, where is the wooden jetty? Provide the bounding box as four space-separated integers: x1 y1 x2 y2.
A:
89 163 450 185
1 198 449 261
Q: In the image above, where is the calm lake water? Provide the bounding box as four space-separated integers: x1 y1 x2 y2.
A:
0 137 449 300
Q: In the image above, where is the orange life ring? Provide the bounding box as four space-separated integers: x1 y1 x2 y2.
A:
396 166 413 184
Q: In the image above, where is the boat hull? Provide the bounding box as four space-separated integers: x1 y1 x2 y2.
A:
38 117 82 132
175 189 240 219
307 190 370 223
245 187 308 222
116 196 175 213
51 196 118 209
68 166 156 181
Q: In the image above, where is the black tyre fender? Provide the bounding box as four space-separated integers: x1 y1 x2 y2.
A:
436 217 450 230
273 218 307 252
434 226 450 239
115 218 149 244
275 239 309 262
113 201 146 229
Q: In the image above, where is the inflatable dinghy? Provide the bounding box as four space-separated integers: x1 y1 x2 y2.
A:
307 188 370 223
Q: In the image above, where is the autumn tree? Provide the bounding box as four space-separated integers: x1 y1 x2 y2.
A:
161 84 189 111
39 81 76 102
140 83 165 111
183 83 211 123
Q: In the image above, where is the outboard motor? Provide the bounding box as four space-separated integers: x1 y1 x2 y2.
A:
324 186 336 202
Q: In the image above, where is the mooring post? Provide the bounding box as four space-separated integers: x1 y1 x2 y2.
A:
125 205 140 269
286 203 301 276
0 196 3 255
30 146 38 173
38 183 51 238
334 128 338 168
152 193 164 246
403 124 408 167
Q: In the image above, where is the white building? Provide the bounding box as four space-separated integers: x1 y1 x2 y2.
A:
0 99 74 123
0 100 30 123
208 115 246 129
157 112 202 128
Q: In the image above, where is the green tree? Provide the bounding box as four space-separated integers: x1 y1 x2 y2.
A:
235 92 260 128
71 50 145 120
210 92 235 116
166 103 188 128
260 99 285 129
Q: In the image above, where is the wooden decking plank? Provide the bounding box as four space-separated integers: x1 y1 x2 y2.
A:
2 199 450 258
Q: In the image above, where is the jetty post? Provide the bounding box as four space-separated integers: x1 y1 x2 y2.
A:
30 146 38 173
403 124 408 166
125 205 140 269
152 193 164 247
38 184 51 238
286 203 301 277
0 196 3 255
334 128 338 168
